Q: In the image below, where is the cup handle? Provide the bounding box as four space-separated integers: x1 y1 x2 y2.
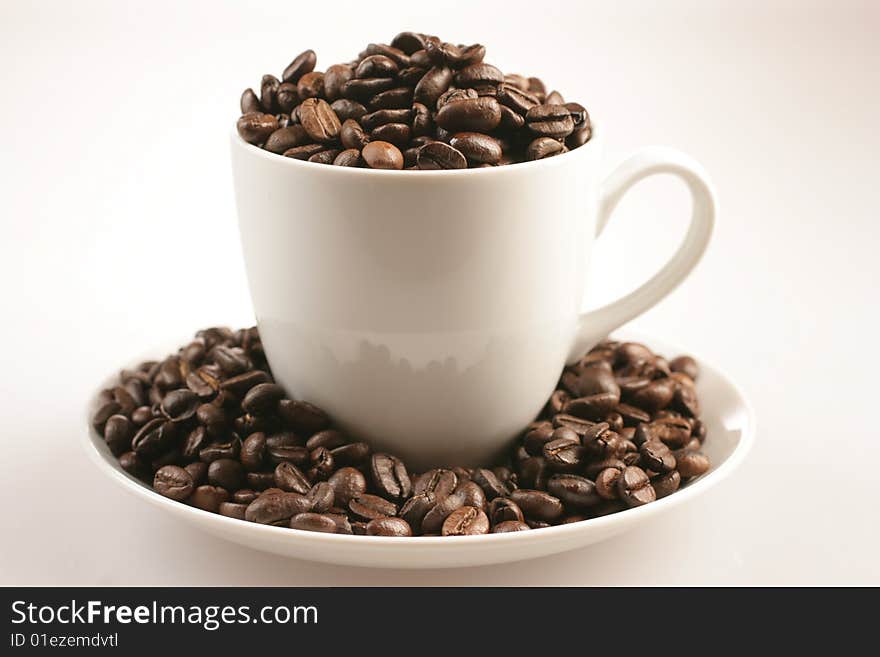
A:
566 146 716 363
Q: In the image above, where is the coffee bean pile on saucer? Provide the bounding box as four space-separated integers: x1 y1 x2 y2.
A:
93 327 709 537
236 32 591 169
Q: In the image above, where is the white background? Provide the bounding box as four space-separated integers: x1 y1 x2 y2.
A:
1 0 878 585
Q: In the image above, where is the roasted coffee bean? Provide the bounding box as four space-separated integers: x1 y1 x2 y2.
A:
563 393 620 420
340 118 370 149
435 96 501 133
153 465 194 501
675 449 710 478
640 417 692 448
208 458 244 490
526 104 575 138
616 403 652 426
131 405 154 426
349 493 398 521
355 55 399 79
455 480 488 510
416 141 467 169
307 447 334 480
330 98 368 122
240 383 283 416
470 468 508 500
493 520 531 533
283 50 316 83
366 517 413 537
518 456 549 490
212 345 250 375
239 432 266 471
237 112 278 144
360 108 413 130
189 485 230 513
371 122 411 147
275 82 300 114
524 422 555 456
617 466 656 507
103 414 133 456
323 64 353 102
131 418 175 458
413 66 453 106
233 488 257 504
119 451 149 479
306 481 335 512
371 453 412 500
93 400 121 431
241 88 261 114
442 506 490 536
333 149 363 166
542 429 585 471
547 474 601 508
526 137 567 160
327 467 367 507
290 512 339 533
390 31 427 55
245 492 311 525
217 502 247 520
628 379 676 412
595 467 622 500
264 125 309 154
670 355 699 380
489 497 524 524
639 440 677 473
362 141 404 169
455 63 503 88
260 74 280 113
449 132 502 164
305 429 347 451
274 461 310 494
652 470 681 498
413 468 458 499
509 489 564 522
309 148 340 165
299 98 341 143
411 102 432 136
159 389 198 423
499 105 526 130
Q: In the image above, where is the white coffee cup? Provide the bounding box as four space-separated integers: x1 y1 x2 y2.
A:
230 126 715 469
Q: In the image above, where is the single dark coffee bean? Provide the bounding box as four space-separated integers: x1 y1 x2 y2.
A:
290 512 339 533
670 355 699 380
435 96 502 133
245 491 311 525
413 468 458 500
349 493 398 521
356 54 399 79
299 98 341 143
360 108 413 130
333 149 363 167
413 66 453 106
330 98 368 122
675 449 710 478
239 432 266 471
340 118 369 150
362 141 404 169
616 403 652 426
416 141 467 169
366 517 413 537
283 50 317 83
260 74 280 113
652 470 681 498
323 64 353 102
616 466 656 507
237 112 279 145
470 468 507 500
276 399 329 435
233 488 258 504
159 389 199 423
327 467 367 507
188 485 230 513
92 400 121 431
307 446 334 480
526 137 567 160
489 497 524 524
371 453 412 500
594 468 622 500
305 429 347 451
306 481 335 512
308 149 340 165
421 493 465 533
241 88 261 114
391 31 427 55
208 458 244 490
628 379 676 412
131 418 176 458
371 122 411 147
411 102 432 136
641 417 693 448
525 104 575 138
517 456 549 490
217 502 247 520
455 62 503 88
449 132 502 164
103 414 133 456
548 474 602 508
455 481 488 510
442 506 490 536
509 489 564 522
131 405 153 426
119 451 149 479
296 71 323 100
153 465 194 501
493 520 531 533
274 461 310 494
199 435 241 463
264 125 309 154
639 440 677 473
275 82 300 113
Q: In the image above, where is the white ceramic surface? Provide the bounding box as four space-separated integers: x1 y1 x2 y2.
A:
231 129 716 469
84 332 753 570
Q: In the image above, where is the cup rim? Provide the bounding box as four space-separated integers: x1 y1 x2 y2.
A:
231 120 598 177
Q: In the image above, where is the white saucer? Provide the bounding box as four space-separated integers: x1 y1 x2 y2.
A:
83 332 754 569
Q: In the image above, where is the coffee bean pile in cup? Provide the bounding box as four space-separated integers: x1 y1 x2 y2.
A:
236 32 591 169
93 327 709 537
